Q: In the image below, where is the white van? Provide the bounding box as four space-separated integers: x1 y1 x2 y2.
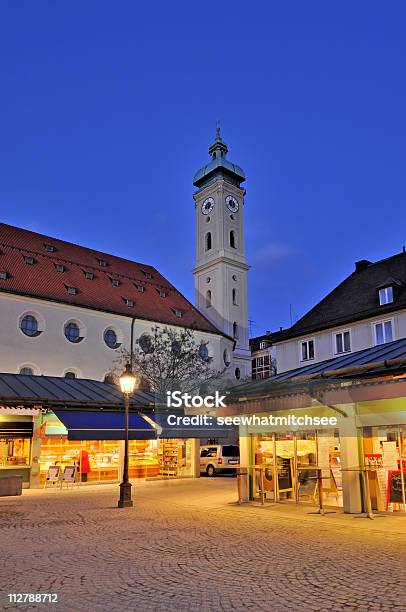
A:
200 444 240 476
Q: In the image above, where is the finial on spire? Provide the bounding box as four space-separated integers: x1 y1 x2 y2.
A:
209 121 228 159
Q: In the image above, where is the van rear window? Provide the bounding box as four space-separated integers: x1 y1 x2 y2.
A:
222 445 239 457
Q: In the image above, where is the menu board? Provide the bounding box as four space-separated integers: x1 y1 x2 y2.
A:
277 457 293 492
62 465 77 483
386 470 406 507
46 466 60 482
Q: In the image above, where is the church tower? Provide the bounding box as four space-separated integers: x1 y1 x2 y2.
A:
193 128 251 379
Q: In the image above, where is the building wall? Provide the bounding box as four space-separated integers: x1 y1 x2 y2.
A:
275 309 406 372
0 292 233 379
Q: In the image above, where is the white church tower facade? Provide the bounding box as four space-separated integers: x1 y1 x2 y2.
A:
193 128 251 380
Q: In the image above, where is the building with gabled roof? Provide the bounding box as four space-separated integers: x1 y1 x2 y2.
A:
0 222 234 380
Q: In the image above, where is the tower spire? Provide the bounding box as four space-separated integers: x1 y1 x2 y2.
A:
209 123 228 160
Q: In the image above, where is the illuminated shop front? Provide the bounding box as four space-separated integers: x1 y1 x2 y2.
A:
252 429 343 507
38 412 196 485
0 409 38 486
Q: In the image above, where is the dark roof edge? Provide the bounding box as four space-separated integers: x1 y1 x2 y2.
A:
271 302 406 343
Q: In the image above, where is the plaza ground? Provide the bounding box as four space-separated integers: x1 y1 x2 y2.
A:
1 479 406 611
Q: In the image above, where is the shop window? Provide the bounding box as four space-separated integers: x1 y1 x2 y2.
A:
0 438 31 467
374 320 393 345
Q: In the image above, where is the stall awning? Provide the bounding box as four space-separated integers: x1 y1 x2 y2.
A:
53 410 157 441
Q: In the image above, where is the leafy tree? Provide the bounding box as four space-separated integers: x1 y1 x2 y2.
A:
111 325 224 395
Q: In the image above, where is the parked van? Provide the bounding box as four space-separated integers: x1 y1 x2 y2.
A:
200 444 240 476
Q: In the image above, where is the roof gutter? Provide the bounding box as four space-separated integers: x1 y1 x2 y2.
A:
291 356 406 382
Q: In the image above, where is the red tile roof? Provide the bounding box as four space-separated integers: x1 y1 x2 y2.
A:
0 223 223 336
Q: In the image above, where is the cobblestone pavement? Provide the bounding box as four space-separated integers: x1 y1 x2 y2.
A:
1 478 406 612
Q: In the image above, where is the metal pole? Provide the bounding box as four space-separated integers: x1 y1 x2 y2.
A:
272 433 278 503
397 429 406 513
294 432 299 504
118 393 133 508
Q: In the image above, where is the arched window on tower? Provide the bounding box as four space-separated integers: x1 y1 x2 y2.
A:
206 290 212 308
205 232 212 251
230 230 236 249
232 288 237 305
233 322 239 339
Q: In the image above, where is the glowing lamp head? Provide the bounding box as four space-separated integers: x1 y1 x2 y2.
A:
119 363 138 395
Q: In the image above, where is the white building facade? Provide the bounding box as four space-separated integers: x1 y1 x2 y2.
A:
193 129 251 380
0 222 234 380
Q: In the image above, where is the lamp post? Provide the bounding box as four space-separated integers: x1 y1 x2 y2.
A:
118 363 138 508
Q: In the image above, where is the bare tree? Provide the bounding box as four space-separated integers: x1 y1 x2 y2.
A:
110 325 224 395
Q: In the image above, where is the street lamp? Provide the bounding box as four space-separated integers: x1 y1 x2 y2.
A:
118 363 138 508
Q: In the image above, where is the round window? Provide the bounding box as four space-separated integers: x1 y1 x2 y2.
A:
138 334 154 354
198 344 209 361
104 329 120 349
20 315 41 337
64 321 82 343
223 349 231 367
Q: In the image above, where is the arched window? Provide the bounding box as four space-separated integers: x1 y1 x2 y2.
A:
232 288 237 305
230 230 236 249
64 371 76 379
19 366 34 376
233 322 239 339
206 290 212 308
205 232 212 251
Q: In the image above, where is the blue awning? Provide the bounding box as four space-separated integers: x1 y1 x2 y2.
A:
53 410 157 441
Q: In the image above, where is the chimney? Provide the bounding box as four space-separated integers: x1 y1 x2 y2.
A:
355 259 371 272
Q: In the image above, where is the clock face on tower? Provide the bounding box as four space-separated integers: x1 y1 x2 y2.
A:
225 195 239 213
201 197 214 215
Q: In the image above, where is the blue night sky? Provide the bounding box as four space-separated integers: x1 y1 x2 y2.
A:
1 1 405 337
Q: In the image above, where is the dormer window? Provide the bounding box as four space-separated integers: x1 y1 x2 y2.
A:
44 243 56 253
123 298 134 307
171 308 183 318
66 286 78 295
157 289 167 298
0 271 8 280
111 278 120 287
259 341 269 350
97 258 108 267
141 270 152 279
24 256 35 265
379 286 393 305
85 271 94 280
135 284 145 293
